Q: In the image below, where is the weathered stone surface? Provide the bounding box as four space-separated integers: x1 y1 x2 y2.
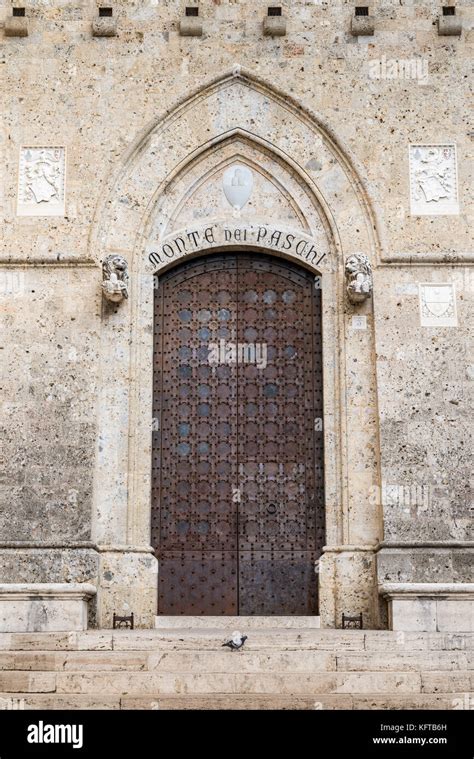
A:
154 615 320 629
337 651 472 672
263 16 287 37
0 0 471 631
353 694 468 710
0 629 471 709
0 693 120 710
62 652 147 671
421 672 473 693
363 631 474 652
350 16 375 37
92 17 118 38
0 631 113 651
0 672 56 693
437 16 462 36
55 670 421 696
0 583 96 632
111 629 367 651
179 17 203 37
4 17 28 37
147 650 337 673
0 653 63 671
120 694 352 710
75 631 114 651
380 584 474 632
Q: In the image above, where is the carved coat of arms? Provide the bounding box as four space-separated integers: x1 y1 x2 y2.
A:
419 284 457 327
223 165 254 210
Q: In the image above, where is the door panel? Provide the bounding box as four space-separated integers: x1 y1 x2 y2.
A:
236 256 323 614
152 252 324 615
153 257 239 614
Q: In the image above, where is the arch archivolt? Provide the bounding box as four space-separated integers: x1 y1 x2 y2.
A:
91 70 383 629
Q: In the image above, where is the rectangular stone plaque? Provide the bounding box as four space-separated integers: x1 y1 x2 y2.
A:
351 315 367 330
409 144 459 216
17 147 66 216
419 283 458 327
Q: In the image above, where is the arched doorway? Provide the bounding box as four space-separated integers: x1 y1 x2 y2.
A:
152 252 324 615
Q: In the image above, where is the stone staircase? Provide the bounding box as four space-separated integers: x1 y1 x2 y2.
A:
0 619 472 710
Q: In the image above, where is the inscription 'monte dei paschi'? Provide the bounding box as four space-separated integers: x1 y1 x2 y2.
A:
148 224 326 269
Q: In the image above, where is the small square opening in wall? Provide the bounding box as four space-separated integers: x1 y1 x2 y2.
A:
12 7 26 16
442 6 456 15
355 6 369 16
99 7 113 17
268 6 282 16
185 6 199 16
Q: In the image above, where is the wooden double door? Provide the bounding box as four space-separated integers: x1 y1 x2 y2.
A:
152 252 324 615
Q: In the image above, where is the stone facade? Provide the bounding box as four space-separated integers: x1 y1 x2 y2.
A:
0 0 472 631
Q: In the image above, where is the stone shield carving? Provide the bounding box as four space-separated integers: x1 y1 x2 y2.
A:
409 145 459 216
17 147 66 217
345 254 373 304
102 255 129 303
223 164 254 209
419 283 457 327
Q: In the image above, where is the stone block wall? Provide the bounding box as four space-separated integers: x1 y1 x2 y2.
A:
0 0 472 627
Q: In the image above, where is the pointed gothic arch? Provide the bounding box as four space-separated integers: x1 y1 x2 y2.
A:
91 70 383 629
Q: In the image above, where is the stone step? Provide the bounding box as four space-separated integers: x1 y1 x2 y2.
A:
154 616 321 629
0 649 471 673
0 629 473 652
0 692 468 711
335 651 473 672
121 693 471 711
0 670 427 695
0 668 469 697
0 693 121 710
0 650 335 673
113 629 367 651
0 627 471 709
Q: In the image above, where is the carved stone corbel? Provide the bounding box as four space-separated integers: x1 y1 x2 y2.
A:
102 254 129 303
345 253 373 304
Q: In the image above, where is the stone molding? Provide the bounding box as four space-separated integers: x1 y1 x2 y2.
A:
379 583 474 632
380 583 474 598
0 583 97 600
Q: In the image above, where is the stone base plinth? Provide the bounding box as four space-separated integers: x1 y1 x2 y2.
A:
95 549 158 628
319 547 380 629
380 583 474 632
0 583 96 632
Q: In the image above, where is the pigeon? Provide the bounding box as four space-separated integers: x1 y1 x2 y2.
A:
222 630 247 652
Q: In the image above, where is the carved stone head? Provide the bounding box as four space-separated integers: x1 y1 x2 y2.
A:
102 254 129 303
345 253 372 304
